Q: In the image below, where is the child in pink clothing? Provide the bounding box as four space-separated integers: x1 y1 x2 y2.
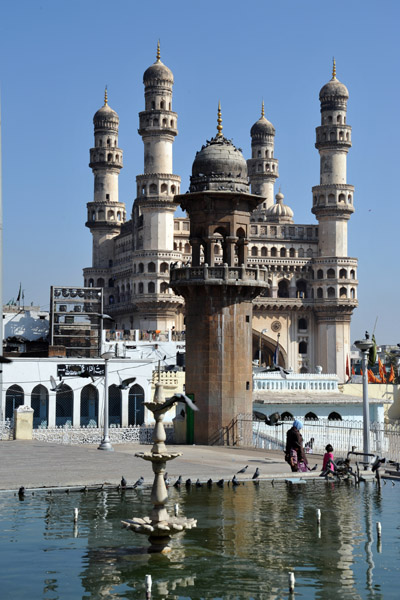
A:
323 444 334 472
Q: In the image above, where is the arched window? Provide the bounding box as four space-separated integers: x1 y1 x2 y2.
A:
299 341 307 354
328 412 342 421
109 385 121 425
160 262 169 273
128 384 145 425
339 268 347 279
278 279 289 298
270 247 277 257
261 247 267 257
306 248 313 257
160 100 165 109
107 210 114 220
280 248 286 258
138 263 144 273
298 248 304 258
340 287 347 298
31 384 48 428
281 412 293 421
148 262 156 273
338 193 345 202
149 183 157 194
251 246 258 257
298 318 307 331
162 118 167 126
289 248 295 257
138 282 144 294
317 287 323 298
160 282 169 293
88 278 94 287
148 281 155 293
327 287 335 298
317 269 323 279
350 288 355 299
80 384 98 427
184 243 190 253
350 270 355 279
97 278 104 287
107 153 113 162
161 183 168 193
56 385 73 426
305 412 318 421
107 138 111 147
327 268 335 278
5 384 24 419
108 278 114 288
296 280 307 298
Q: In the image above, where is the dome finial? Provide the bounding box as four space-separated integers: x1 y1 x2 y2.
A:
217 100 223 137
156 40 161 62
104 85 108 106
332 57 337 80
261 100 265 118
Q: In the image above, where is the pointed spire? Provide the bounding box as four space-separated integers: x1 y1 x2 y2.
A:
156 40 161 62
104 86 108 106
261 100 265 119
332 57 337 80
217 101 223 137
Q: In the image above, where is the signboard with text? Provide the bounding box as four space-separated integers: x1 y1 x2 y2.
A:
57 364 105 377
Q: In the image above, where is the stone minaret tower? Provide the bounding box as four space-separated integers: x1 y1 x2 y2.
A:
171 106 269 445
132 43 182 330
86 89 126 272
247 101 279 211
311 61 358 380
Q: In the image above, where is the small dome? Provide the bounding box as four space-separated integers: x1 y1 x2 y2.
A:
265 191 294 223
93 89 119 129
319 77 349 101
190 135 249 193
143 59 173 84
251 115 275 137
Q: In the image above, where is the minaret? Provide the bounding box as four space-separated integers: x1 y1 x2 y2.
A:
171 106 269 445
132 43 182 330
311 61 358 381
247 101 279 210
86 89 126 269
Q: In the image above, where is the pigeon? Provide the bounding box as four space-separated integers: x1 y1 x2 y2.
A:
185 478 192 488
252 468 260 480
132 476 144 489
195 479 202 487
253 411 281 426
50 375 65 392
173 475 182 488
207 478 213 487
236 465 248 474
217 479 224 487
232 475 240 487
164 472 170 487
121 476 127 488
153 393 199 415
118 376 136 390
18 486 25 498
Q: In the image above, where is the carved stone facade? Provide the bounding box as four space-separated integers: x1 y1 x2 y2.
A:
83 52 357 382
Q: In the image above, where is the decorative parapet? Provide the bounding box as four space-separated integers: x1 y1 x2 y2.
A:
29 424 174 445
253 372 339 392
170 264 269 287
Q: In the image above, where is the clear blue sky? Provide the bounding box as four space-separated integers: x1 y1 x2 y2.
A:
1 0 399 344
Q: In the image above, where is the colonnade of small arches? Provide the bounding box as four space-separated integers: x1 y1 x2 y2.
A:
314 285 356 299
139 182 179 196
95 137 118 148
90 150 122 164
313 191 352 206
281 411 343 420
90 207 125 222
316 129 350 143
5 383 146 428
141 115 175 129
250 246 314 258
145 99 172 111
252 148 274 158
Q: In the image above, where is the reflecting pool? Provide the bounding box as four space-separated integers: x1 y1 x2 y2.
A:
1 480 399 599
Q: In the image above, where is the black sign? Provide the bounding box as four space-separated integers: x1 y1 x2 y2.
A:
57 364 105 377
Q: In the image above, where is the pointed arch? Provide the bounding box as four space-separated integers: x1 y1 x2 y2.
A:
80 384 99 427
109 385 122 425
5 384 24 420
128 384 145 425
31 384 48 428
56 384 73 426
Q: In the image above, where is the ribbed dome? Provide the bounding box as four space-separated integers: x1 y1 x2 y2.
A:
143 59 174 84
93 103 119 123
190 135 249 193
319 77 349 101
251 115 275 137
266 191 294 223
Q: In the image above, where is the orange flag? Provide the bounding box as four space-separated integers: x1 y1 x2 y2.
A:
352 366 355 375
388 364 395 383
378 358 386 383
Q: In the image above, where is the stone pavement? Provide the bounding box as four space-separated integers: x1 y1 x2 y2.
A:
0 440 323 491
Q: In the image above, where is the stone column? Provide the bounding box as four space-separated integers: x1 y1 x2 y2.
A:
48 392 56 427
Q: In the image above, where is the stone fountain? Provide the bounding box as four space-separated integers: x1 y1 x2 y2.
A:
122 382 197 553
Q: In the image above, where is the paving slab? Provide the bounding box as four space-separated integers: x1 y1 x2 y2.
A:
0 440 323 491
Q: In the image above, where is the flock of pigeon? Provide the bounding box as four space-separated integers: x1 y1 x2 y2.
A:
119 466 263 491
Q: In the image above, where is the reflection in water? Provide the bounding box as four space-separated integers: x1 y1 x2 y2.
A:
0 481 399 598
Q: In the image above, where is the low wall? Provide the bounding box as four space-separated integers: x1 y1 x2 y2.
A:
0 420 174 445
